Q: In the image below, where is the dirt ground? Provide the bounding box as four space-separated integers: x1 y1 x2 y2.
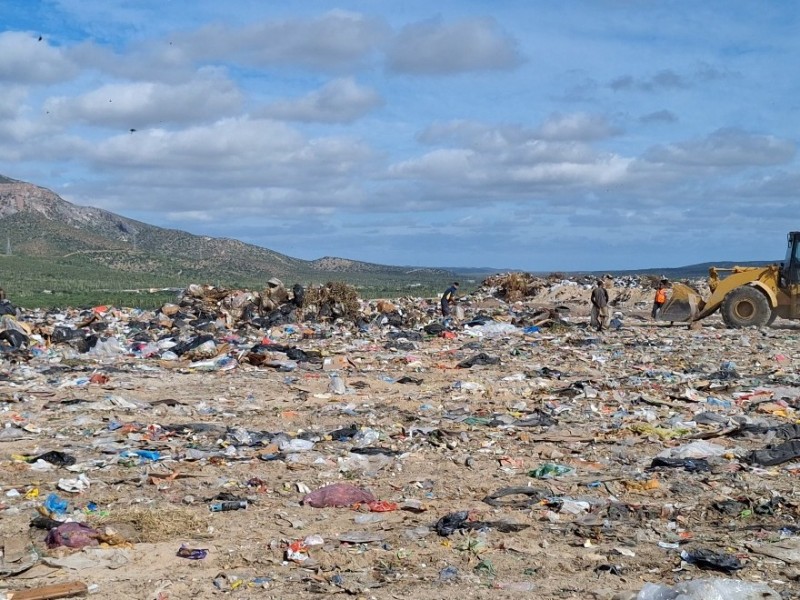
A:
2 288 800 599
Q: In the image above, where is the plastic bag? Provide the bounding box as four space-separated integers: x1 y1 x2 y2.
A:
302 483 375 508
88 337 125 358
636 578 779 600
464 322 521 338
656 440 727 459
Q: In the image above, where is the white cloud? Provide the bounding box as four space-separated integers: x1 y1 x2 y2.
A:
644 128 796 167
69 117 375 210
536 113 620 141
66 40 198 83
391 117 633 196
417 113 617 152
389 148 475 180
0 85 28 119
507 155 631 185
387 17 522 74
2 2 800 271
177 10 389 71
42 70 242 128
259 77 383 123
0 32 79 84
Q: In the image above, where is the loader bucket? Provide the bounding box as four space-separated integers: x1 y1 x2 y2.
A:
657 283 704 322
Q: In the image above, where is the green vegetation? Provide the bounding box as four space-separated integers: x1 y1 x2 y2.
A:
0 178 778 311
0 180 472 309
0 253 470 309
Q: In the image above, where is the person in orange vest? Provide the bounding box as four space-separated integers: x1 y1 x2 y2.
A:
652 280 667 319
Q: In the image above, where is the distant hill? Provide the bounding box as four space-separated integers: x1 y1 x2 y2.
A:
1 175 779 310
0 176 454 288
599 260 780 280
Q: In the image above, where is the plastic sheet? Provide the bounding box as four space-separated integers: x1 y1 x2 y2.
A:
636 578 779 600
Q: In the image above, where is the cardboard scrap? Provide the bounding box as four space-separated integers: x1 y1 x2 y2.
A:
6 581 88 600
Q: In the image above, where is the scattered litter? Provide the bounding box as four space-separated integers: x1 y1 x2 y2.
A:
0 275 798 597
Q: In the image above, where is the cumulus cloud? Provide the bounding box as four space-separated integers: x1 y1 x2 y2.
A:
42 70 242 128
67 39 199 83
0 32 79 84
644 128 796 167
0 85 28 119
176 10 389 71
46 115 377 219
387 17 522 74
418 120 533 150
2 4 795 271
259 77 383 123
83 117 374 190
536 113 620 141
390 145 630 189
418 113 617 150
0 118 54 160
389 148 475 180
391 117 632 195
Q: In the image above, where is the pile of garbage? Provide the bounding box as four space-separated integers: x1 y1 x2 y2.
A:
481 272 548 302
1 278 799 599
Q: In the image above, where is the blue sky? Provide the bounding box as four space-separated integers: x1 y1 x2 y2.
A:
1 1 799 271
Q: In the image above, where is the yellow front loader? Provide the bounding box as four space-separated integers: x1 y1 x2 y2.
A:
658 232 800 328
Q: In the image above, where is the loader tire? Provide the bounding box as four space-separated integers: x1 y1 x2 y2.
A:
720 286 771 328
767 309 778 327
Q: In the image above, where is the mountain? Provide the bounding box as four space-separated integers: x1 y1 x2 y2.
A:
0 176 454 286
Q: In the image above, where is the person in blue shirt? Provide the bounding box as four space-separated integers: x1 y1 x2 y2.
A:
441 282 459 317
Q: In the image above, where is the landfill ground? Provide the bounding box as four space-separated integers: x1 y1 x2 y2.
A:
2 277 800 599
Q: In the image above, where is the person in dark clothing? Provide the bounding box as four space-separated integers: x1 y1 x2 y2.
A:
441 282 459 317
590 278 609 331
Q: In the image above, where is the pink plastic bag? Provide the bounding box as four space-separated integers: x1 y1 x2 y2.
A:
45 522 100 549
302 483 376 508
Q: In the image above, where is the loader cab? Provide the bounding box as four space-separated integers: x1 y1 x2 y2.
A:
783 232 800 285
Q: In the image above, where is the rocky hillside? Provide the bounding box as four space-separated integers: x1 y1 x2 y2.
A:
0 176 453 283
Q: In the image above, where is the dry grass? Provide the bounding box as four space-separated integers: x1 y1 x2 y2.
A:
91 505 210 543
483 272 542 302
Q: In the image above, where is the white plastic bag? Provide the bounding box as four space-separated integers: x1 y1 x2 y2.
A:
656 440 727 459
636 578 779 600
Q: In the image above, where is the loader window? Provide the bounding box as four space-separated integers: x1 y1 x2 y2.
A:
787 235 800 284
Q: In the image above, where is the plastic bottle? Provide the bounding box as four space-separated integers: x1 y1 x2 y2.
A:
209 500 247 512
